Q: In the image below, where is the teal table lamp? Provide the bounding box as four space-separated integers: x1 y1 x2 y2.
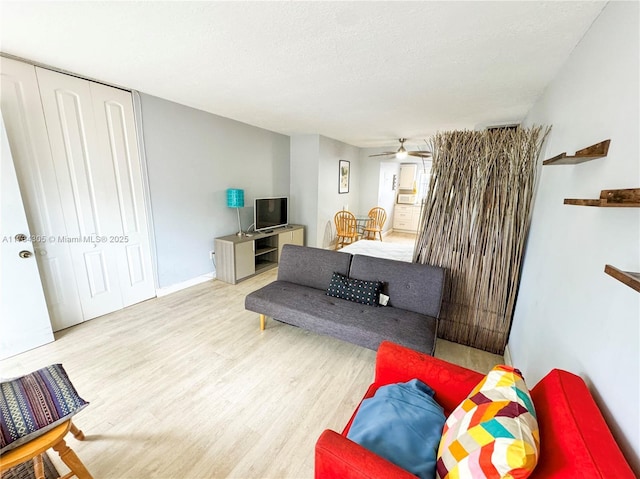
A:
227 188 245 236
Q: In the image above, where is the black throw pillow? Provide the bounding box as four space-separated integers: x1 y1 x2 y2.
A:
326 271 384 306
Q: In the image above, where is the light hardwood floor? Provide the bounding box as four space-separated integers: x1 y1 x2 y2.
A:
1 235 502 479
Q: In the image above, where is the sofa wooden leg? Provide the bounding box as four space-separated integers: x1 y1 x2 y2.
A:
260 314 265 331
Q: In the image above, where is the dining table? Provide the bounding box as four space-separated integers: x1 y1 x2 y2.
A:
354 215 372 236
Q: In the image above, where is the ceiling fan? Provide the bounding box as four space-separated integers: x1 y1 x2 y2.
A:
369 138 432 160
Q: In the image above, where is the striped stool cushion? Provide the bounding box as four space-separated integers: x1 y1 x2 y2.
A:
0 364 89 454
436 365 539 479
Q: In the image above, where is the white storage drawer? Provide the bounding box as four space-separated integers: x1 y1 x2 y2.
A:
394 220 413 230
393 204 421 232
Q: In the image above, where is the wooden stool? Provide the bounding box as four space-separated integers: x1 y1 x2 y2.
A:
0 421 93 479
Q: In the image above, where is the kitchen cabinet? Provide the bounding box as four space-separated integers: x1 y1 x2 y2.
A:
398 164 418 190
393 204 421 232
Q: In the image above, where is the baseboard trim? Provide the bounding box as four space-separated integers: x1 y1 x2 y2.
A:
0 328 55 360
503 344 513 366
156 272 216 297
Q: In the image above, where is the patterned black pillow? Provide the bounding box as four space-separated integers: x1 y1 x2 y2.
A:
326 272 384 307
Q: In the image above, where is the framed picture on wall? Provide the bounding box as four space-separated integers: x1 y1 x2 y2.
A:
339 160 350 194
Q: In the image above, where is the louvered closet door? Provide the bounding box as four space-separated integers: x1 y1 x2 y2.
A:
35 67 155 320
0 57 84 330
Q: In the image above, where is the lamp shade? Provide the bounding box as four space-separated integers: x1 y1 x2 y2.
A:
226 188 244 208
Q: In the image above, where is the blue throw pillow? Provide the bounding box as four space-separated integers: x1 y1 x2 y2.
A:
346 379 446 479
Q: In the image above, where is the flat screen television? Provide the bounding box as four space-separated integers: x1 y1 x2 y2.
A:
254 197 288 232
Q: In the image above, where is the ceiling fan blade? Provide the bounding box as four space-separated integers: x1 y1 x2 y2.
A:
407 151 432 158
368 152 397 157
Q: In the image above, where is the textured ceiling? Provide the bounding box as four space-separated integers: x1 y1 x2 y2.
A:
0 1 606 148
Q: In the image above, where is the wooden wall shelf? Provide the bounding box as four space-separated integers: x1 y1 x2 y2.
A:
564 188 640 207
543 139 610 165
605 265 640 293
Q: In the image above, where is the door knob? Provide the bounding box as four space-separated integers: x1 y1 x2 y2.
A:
19 250 33 259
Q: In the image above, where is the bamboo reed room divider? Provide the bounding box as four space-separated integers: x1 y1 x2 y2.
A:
414 127 550 354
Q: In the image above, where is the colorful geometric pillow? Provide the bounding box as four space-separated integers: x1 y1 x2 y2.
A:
326 272 384 306
436 365 539 479
0 364 89 454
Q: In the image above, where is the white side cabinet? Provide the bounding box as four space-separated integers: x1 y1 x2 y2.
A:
393 205 421 232
214 225 304 284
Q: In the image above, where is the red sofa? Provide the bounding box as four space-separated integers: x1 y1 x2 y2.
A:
315 341 635 478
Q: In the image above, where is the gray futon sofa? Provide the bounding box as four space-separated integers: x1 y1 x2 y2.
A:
244 244 445 354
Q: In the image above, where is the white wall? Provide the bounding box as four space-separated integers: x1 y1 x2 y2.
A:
317 135 361 248
358 149 400 235
509 2 639 472
375 161 399 234
358 149 387 210
139 94 290 288
290 134 361 248
290 134 319 246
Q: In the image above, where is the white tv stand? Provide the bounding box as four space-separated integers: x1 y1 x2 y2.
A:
214 225 304 284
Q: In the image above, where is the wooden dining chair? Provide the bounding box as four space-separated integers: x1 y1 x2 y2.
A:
334 211 359 249
362 207 387 241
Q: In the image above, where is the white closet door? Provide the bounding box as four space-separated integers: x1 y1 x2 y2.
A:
90 83 155 306
0 57 84 330
36 67 125 320
1 115 54 359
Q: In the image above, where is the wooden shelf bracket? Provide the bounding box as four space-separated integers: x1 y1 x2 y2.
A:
605 264 640 293
543 139 611 165
564 187 640 207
